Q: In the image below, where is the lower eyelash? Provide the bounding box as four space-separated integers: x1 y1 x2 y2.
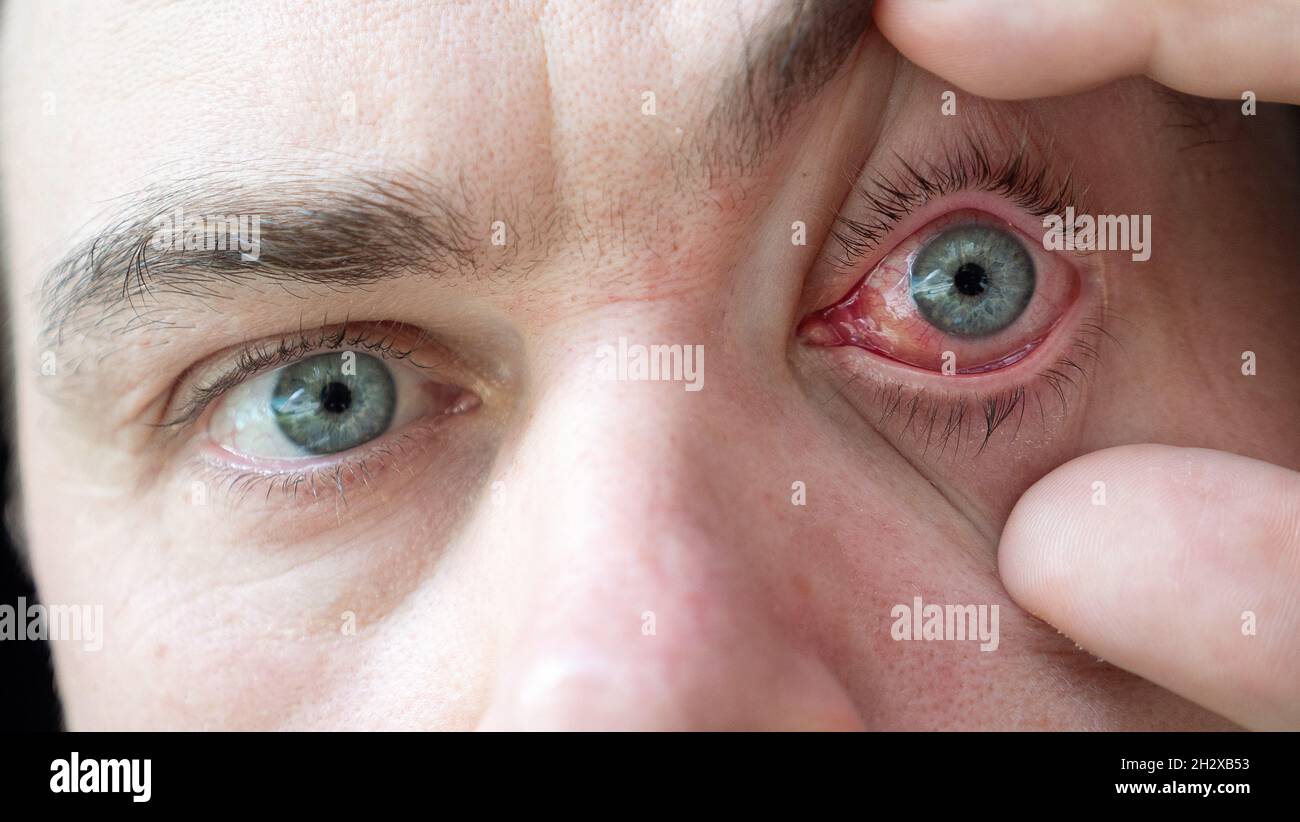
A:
858 311 1123 459
189 426 433 511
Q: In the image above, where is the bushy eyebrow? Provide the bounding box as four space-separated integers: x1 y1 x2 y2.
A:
39 168 483 346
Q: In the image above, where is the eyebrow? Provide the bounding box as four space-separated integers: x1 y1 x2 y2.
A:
39 169 483 345
41 3 878 344
703 0 876 173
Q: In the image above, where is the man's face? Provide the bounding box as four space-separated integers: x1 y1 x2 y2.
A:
2 0 1297 729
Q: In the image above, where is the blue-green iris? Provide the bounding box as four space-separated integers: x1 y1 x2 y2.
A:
270 351 396 455
909 224 1035 337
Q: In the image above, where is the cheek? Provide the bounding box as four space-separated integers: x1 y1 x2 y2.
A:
757 444 999 721
28 493 432 728
780 454 1220 729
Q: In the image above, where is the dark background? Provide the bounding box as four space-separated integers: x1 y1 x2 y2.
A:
0 414 61 730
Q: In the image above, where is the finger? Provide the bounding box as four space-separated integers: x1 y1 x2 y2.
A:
875 0 1300 104
999 444 1300 730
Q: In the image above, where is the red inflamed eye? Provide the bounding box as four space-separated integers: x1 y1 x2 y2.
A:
800 209 1078 375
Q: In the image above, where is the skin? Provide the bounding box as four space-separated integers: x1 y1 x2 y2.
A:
1 0 1296 730
878 0 1300 730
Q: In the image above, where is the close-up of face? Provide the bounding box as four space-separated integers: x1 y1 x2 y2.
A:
0 0 1297 731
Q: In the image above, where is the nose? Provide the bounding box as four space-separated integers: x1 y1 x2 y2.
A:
475 342 863 730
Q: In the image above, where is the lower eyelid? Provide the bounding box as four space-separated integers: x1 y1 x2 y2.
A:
186 404 478 509
806 305 1116 455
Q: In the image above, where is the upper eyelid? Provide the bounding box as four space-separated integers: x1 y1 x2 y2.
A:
157 323 435 430
829 138 1087 272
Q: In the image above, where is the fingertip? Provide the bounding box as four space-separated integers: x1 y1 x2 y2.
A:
998 444 1300 728
997 444 1163 620
874 0 1151 100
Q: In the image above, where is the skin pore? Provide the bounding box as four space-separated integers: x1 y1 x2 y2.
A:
2 1 1298 729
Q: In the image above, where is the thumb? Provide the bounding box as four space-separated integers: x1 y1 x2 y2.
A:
875 0 1300 104
999 444 1300 730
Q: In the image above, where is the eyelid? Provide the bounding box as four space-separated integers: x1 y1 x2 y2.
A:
830 142 1083 268
798 185 1116 454
159 321 463 429
187 414 467 510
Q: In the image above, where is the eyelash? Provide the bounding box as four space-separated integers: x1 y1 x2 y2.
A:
829 313 1123 459
814 139 1117 456
831 138 1083 271
163 319 435 428
187 426 435 509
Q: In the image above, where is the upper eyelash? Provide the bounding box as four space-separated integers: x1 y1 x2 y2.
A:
160 319 433 428
831 136 1086 271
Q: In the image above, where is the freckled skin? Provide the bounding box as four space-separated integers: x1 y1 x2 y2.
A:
1 1 1297 730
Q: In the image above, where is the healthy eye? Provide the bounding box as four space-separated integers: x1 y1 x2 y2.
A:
207 350 473 460
910 224 1035 338
800 209 1077 374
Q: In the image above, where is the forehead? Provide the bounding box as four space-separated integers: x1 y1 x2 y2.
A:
1 0 882 317
2 0 828 219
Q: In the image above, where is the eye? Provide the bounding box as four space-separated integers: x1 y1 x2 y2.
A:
801 209 1076 374
208 350 473 460
271 351 397 455
910 224 1035 337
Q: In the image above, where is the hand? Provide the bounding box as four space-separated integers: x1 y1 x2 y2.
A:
875 0 1300 729
875 0 1300 105
1000 445 1300 729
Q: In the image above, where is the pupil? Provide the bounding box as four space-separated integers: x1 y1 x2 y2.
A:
319 381 352 414
953 262 988 296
